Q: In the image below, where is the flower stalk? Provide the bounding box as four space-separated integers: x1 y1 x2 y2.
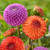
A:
38 38 42 46
29 39 32 50
17 26 21 38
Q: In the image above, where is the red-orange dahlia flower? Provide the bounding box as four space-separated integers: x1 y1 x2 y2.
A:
3 28 16 37
23 15 47 40
1 36 25 50
33 5 44 17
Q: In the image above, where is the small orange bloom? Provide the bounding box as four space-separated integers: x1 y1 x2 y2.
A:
3 28 16 37
0 14 4 20
34 5 44 17
23 15 47 40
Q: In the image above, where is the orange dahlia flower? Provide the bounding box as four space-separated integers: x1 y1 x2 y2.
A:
3 28 16 37
1 36 25 50
0 14 4 20
23 15 47 40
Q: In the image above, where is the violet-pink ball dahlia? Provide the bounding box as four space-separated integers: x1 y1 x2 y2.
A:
4 3 28 26
49 25 50 32
33 46 48 50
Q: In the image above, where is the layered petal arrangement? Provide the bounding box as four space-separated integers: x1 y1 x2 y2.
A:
1 36 25 50
4 3 28 26
33 5 44 17
3 28 16 37
23 15 47 40
33 46 48 50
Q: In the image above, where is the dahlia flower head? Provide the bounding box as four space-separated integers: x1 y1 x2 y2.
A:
1 36 25 50
4 3 28 26
33 46 48 50
33 5 44 17
23 15 47 40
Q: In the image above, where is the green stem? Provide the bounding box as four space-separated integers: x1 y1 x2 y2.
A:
17 26 20 38
32 40 37 49
38 38 42 46
29 38 31 45
29 39 32 50
32 40 34 48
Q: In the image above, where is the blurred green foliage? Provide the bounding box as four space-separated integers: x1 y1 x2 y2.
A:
0 0 50 48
